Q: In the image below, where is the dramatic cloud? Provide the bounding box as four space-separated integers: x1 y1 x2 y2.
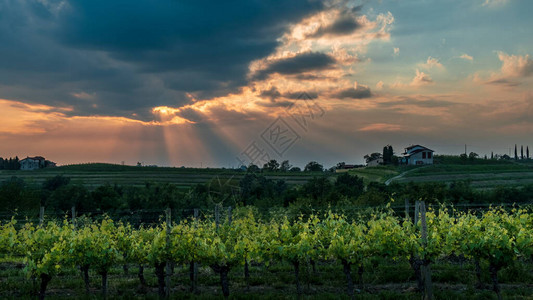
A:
259 87 282 101
332 84 372 99
475 52 533 87
1 0 532 167
307 6 362 38
250 52 337 80
0 0 325 119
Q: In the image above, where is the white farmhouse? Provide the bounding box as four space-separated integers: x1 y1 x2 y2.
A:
401 145 434 165
20 156 55 170
367 157 383 167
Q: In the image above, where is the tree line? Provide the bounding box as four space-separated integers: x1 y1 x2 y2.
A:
1 172 532 218
0 156 21 170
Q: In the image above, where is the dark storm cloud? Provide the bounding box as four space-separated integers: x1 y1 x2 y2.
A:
0 0 325 119
252 52 337 80
307 5 362 38
259 87 282 101
309 15 360 38
332 86 372 99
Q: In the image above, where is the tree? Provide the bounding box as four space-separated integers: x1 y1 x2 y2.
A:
335 173 364 199
527 146 530 159
304 161 323 172
42 175 71 192
468 152 478 161
491 152 494 160
280 160 291 172
383 145 393 165
514 144 518 160
289 166 301 172
364 153 382 164
247 164 260 173
262 159 279 172
521 145 524 160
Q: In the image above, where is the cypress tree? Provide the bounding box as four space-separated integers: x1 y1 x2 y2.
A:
527 146 530 159
514 144 518 160
521 145 524 160
491 152 494 160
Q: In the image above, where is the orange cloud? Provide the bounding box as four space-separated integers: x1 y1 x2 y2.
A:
358 123 401 132
419 56 444 70
411 69 434 86
459 54 474 61
497 51 533 78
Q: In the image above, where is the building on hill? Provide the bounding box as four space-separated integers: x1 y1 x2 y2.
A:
364 152 383 167
20 156 56 170
335 164 358 173
400 145 434 165
366 157 383 167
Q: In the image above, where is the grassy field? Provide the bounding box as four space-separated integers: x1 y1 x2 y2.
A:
2 160 533 191
396 161 533 189
346 166 403 184
348 159 533 189
0 163 325 190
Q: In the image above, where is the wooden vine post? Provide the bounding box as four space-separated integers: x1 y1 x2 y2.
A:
419 201 434 300
165 208 171 298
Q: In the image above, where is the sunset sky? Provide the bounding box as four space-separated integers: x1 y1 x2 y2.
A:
0 0 532 168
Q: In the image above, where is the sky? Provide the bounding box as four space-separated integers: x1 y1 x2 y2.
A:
0 0 532 168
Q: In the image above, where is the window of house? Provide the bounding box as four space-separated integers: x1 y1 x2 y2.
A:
422 152 426 159
428 152 432 159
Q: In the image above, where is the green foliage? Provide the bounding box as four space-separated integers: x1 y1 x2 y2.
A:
2 206 533 298
304 161 324 172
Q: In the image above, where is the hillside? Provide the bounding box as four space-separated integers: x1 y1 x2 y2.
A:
351 158 533 189
0 163 323 190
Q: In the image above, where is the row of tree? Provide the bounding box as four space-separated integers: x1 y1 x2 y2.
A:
0 156 21 170
364 145 399 166
512 144 530 160
2 172 532 216
249 160 324 172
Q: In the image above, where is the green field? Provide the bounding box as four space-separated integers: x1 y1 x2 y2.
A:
0 163 324 190
346 166 403 184
2 160 533 191
350 159 533 189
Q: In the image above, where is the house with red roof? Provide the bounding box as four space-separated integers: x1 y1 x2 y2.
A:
400 145 434 165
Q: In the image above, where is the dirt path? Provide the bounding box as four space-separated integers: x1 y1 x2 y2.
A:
385 166 431 185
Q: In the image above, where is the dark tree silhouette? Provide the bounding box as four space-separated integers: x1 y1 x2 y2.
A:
514 144 518 160
521 145 524 160
304 161 324 172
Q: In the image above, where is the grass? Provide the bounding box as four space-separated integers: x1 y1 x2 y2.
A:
347 166 402 184
0 163 326 190
342 158 533 190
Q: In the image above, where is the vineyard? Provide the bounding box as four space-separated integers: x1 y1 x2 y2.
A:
1 205 533 299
